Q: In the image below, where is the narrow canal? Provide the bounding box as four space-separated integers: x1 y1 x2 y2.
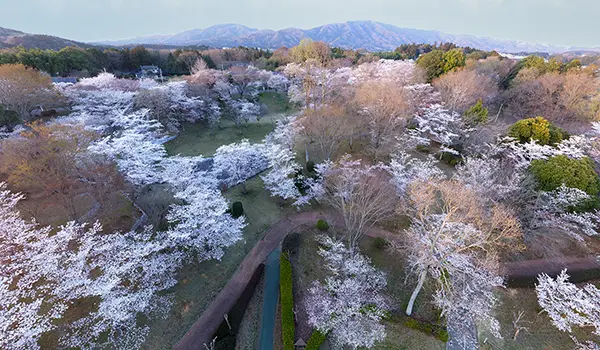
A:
258 246 282 350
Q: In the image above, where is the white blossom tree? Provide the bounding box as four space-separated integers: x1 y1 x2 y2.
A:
261 143 301 201
89 109 167 186
399 179 521 341
304 236 389 349
212 139 269 193
533 185 600 240
412 103 468 152
0 183 185 349
536 270 600 337
388 151 445 196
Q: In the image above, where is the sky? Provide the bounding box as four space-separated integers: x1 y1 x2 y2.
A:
0 0 598 47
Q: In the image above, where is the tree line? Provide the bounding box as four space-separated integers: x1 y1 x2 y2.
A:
0 45 274 77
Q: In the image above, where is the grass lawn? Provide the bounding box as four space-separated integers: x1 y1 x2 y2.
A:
258 91 296 115
285 229 445 350
164 92 296 157
235 272 265 350
360 236 446 350
142 176 297 349
17 192 139 232
480 285 600 349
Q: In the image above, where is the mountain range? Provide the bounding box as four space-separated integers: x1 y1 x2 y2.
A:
1 21 599 53
0 27 91 50
97 21 599 53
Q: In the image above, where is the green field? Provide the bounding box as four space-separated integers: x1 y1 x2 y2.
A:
164 92 297 157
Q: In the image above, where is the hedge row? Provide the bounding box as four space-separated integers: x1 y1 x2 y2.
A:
305 330 327 350
280 253 295 350
405 318 449 343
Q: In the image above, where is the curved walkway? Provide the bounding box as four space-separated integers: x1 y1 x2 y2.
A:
174 211 600 349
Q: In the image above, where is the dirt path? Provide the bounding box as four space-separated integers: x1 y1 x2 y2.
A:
174 211 600 349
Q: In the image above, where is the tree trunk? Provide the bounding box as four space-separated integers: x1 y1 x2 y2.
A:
406 270 427 316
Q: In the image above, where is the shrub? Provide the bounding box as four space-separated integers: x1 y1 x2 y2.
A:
405 317 449 343
316 219 329 231
231 201 244 218
0 105 20 129
463 99 488 126
530 155 600 196
440 151 462 167
305 330 327 350
294 170 308 194
374 237 388 250
549 124 569 145
508 116 568 145
415 144 431 153
280 253 295 350
306 160 316 173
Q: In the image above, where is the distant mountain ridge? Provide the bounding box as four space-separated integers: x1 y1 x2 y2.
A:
1 21 599 53
0 27 91 50
97 21 600 53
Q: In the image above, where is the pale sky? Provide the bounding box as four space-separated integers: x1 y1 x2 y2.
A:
0 0 598 47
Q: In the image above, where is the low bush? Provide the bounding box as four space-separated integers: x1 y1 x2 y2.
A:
231 201 244 218
373 237 388 250
0 105 20 129
305 330 327 350
306 160 316 173
530 155 600 196
316 219 329 231
280 253 295 350
405 318 449 343
294 170 308 194
508 116 568 145
463 99 488 126
415 144 431 153
440 151 462 167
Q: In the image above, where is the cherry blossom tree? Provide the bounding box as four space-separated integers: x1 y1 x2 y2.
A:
499 135 591 170
212 139 268 193
536 270 600 337
293 160 331 207
348 59 419 86
304 236 389 349
283 61 342 109
388 151 445 196
263 116 298 151
232 100 260 127
400 179 521 321
77 72 141 92
412 103 468 151
0 183 185 349
454 155 522 204
266 73 289 92
261 143 301 201
89 109 167 186
532 185 600 241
